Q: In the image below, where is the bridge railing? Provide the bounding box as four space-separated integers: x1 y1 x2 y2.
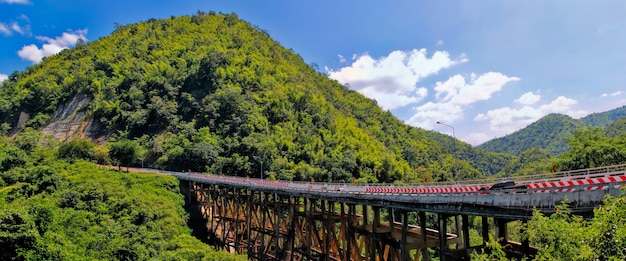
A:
100 163 626 195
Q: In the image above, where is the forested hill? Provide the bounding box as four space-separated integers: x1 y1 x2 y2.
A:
0 12 512 182
478 106 626 156
581 105 626 127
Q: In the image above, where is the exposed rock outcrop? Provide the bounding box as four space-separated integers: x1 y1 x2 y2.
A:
42 93 93 141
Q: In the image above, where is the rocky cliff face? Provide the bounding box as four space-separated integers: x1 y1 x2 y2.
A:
41 93 106 142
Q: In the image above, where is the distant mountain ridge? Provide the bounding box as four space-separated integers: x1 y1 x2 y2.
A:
478 105 626 156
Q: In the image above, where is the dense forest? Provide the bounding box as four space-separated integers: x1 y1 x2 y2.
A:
0 11 514 184
0 133 246 260
479 106 626 156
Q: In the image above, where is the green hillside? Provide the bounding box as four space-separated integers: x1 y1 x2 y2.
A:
0 12 512 182
478 105 626 157
581 105 626 127
606 117 626 138
477 114 583 156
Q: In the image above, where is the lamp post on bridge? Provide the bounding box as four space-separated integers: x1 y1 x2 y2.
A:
437 121 458 182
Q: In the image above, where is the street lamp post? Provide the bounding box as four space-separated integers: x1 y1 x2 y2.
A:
437 121 458 181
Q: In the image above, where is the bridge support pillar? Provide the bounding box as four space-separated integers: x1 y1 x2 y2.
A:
438 214 448 261
495 218 509 243
420 212 430 261
482 216 489 246
400 210 409 261
459 215 470 251
371 206 380 261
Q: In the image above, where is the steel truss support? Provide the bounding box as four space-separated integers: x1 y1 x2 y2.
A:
189 182 480 261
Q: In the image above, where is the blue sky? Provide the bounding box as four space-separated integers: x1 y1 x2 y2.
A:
1 0 625 145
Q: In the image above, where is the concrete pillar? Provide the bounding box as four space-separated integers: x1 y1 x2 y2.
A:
439 214 448 261
495 218 508 243
420 212 430 261
482 216 489 246
401 210 409 261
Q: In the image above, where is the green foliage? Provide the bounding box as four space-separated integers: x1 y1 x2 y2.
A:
0 137 245 260
480 106 626 158
497 147 555 177
525 202 594 260
581 105 626 127
557 128 626 170
57 139 95 162
470 235 509 261
109 139 139 170
0 143 27 172
605 117 626 138
588 193 626 260
479 113 583 156
0 208 38 260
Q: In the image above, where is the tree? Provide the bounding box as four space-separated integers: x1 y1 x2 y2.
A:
58 139 95 162
557 128 626 170
0 209 38 260
108 139 139 171
0 144 27 172
588 193 626 259
524 202 593 260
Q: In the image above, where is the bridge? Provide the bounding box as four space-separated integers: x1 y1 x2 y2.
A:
124 164 626 260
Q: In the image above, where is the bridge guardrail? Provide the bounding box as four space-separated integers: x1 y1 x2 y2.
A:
98 163 626 196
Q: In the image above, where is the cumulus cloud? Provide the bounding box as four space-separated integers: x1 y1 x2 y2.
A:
327 49 467 110
406 72 520 130
437 72 521 105
601 91 623 97
515 92 541 105
475 95 586 134
0 73 7 82
18 29 87 63
0 0 30 4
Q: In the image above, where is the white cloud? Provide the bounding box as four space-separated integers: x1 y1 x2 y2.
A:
1 15 31 37
327 48 467 110
338 54 346 63
466 132 492 146
405 72 520 130
474 95 586 134
437 40 444 46
0 0 30 4
433 72 520 105
515 92 541 105
0 23 10 36
601 91 623 97
406 101 463 130
0 73 7 82
18 29 88 63
10 21 29 36
452 72 520 105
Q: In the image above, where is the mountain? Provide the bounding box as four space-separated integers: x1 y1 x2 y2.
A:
605 117 626 138
478 106 626 156
0 12 512 182
581 105 626 127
